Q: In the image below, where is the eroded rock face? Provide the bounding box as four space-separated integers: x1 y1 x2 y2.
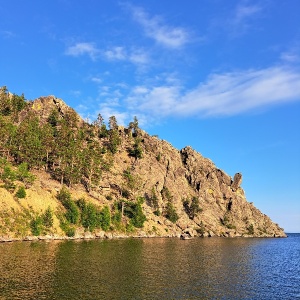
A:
19 95 84 127
106 138 286 238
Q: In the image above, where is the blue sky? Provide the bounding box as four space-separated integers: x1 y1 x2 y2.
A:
1 0 300 232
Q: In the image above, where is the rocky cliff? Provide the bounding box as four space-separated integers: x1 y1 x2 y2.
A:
0 95 286 240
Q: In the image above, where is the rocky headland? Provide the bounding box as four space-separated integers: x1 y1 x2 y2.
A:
0 91 286 241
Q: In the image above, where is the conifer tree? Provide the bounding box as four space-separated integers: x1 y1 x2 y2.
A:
0 116 16 160
15 114 44 168
108 116 121 154
82 140 103 192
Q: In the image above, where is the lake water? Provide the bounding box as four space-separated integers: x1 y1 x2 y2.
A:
0 234 299 300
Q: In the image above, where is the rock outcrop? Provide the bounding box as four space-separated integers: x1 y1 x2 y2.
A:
0 95 286 239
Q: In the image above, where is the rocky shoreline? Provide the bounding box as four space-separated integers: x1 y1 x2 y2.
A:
0 230 287 243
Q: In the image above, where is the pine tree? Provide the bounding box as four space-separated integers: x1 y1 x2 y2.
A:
14 114 44 168
82 141 103 192
128 116 139 137
108 116 118 131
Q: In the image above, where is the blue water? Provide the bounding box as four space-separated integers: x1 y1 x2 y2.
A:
0 234 299 299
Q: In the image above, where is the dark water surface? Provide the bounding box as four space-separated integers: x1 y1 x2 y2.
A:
0 234 299 300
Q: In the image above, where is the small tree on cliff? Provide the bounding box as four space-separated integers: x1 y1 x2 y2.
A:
128 116 139 137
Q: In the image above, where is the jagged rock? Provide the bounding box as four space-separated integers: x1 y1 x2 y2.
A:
105 233 113 239
231 173 242 191
83 232 94 239
95 231 106 238
180 233 192 240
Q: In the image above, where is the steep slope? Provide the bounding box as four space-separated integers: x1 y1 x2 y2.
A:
0 94 286 240
101 130 285 237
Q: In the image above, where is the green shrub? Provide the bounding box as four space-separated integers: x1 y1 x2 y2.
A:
111 205 124 231
165 202 179 223
183 196 202 219
81 202 97 231
226 223 236 230
148 188 159 209
126 221 135 232
16 163 35 186
77 199 110 232
153 209 161 216
64 199 80 224
60 223 75 237
1 165 16 191
156 153 161 162
106 195 113 201
196 222 205 235
65 227 75 237
99 206 111 231
247 224 254 235
161 186 172 201
131 203 146 228
30 216 43 236
15 186 26 198
57 187 80 224
1 165 16 181
122 200 146 228
122 189 130 199
57 186 72 203
128 139 143 159
42 207 53 228
59 218 76 237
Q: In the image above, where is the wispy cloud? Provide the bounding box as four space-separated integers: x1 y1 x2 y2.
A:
280 46 300 63
227 2 262 37
66 42 149 66
174 66 300 117
0 30 16 39
96 65 300 125
128 5 190 49
104 46 149 65
104 46 126 60
233 3 262 24
90 76 102 84
65 42 99 60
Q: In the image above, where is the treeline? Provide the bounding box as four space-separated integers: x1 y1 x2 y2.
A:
0 87 142 192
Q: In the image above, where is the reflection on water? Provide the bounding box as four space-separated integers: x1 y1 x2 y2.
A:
0 235 299 299
0 241 59 299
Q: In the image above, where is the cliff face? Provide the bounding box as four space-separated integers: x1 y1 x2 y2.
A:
103 130 285 238
0 95 286 239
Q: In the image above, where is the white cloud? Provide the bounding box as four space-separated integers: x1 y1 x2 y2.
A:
222 2 263 37
234 3 262 24
129 50 149 65
0 30 16 39
132 86 149 94
66 42 149 67
280 48 300 63
91 77 102 84
104 46 126 60
104 46 149 65
65 42 99 60
129 6 190 49
176 66 300 116
121 66 300 121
